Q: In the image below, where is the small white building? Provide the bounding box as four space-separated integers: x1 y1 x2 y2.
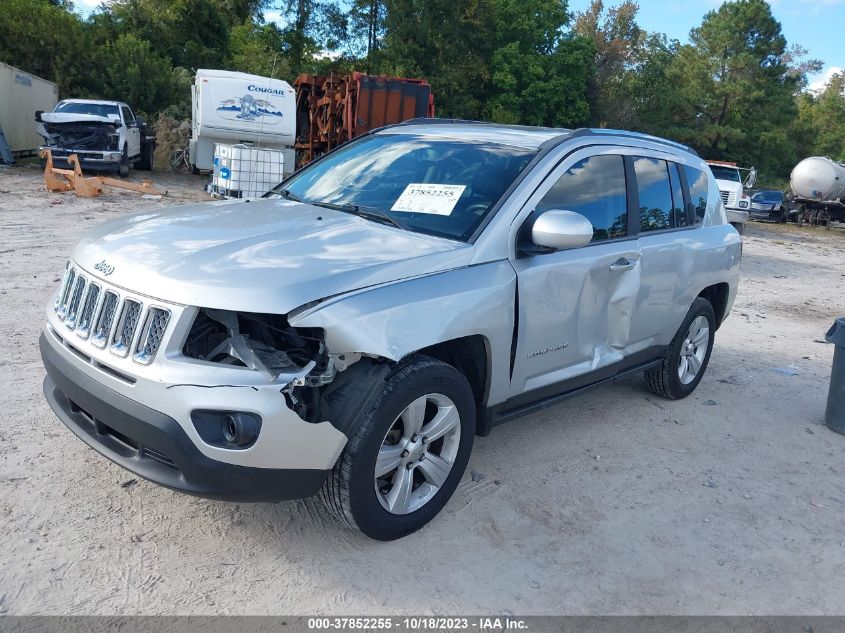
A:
0 62 59 155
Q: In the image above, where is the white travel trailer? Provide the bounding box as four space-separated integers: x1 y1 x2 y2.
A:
190 69 296 175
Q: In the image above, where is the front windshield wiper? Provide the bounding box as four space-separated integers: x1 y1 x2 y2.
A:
271 188 301 202
307 200 407 230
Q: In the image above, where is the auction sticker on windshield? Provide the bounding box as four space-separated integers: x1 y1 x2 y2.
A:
391 184 466 215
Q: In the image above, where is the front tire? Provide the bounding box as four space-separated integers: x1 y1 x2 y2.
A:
118 146 130 178
645 297 716 400
322 356 476 540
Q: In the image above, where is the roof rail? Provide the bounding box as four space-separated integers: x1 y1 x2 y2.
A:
392 118 572 134
393 118 487 127
387 120 697 155
569 128 699 156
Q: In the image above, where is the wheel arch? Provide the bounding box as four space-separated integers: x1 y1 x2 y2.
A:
697 282 730 328
407 335 492 435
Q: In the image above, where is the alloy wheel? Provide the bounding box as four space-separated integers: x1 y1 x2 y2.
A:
374 393 461 515
678 315 710 385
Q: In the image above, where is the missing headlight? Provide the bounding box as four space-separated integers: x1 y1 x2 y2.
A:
182 308 325 381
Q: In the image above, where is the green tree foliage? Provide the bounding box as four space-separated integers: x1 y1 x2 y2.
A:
574 0 643 126
95 34 181 114
381 0 496 119
488 0 593 127
0 0 91 96
278 0 349 75
794 73 845 161
94 0 231 70
229 22 291 78
346 0 386 71
662 0 798 174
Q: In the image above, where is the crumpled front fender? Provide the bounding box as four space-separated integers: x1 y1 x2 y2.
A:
289 261 517 407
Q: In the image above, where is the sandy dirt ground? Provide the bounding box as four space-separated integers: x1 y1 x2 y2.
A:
1 162 844 615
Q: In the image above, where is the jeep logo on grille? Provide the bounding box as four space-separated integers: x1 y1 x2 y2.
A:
94 260 114 276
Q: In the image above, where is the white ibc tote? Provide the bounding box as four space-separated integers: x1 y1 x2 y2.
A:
211 143 285 199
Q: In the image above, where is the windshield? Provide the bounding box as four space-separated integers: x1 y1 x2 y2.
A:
752 191 782 203
270 133 537 242
55 102 120 118
708 165 742 183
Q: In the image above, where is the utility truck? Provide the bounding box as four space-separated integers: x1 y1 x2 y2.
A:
706 160 756 233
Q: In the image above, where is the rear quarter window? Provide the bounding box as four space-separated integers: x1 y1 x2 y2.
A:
683 165 709 225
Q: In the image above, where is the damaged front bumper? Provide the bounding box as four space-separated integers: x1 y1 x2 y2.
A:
39 147 123 171
725 207 749 225
40 299 348 501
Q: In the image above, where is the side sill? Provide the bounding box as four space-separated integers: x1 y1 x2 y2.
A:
477 347 665 435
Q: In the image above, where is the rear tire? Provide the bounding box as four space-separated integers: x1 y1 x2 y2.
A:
645 297 716 400
137 141 153 171
321 355 476 540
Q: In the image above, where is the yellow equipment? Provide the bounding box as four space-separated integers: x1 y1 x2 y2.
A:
40 149 163 198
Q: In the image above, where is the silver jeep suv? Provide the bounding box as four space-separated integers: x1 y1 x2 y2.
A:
40 121 741 540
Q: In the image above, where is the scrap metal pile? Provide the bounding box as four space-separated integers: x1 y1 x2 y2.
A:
293 72 434 168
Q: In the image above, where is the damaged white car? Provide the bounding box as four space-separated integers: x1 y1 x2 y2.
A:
40 121 741 540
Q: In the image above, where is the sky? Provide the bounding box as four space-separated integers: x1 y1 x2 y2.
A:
72 0 843 90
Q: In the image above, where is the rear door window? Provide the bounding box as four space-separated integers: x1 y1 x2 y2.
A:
537 154 628 242
634 157 673 232
684 166 709 225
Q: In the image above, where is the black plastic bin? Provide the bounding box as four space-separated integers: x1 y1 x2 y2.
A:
825 317 845 435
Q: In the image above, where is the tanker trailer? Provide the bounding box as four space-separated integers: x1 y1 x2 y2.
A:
790 156 845 228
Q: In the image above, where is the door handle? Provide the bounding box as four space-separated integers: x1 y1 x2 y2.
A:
609 258 636 272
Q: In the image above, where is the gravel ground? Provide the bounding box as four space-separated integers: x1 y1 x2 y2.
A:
1 163 844 615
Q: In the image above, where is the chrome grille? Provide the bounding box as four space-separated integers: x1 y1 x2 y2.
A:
52 262 173 365
133 308 170 364
720 190 729 205
111 299 142 357
76 284 101 339
56 268 76 319
92 291 119 348
65 275 87 329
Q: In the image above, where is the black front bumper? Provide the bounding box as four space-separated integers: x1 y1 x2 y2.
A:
42 150 121 173
40 333 329 502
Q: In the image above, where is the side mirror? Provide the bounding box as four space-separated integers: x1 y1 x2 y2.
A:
531 210 593 250
135 117 146 128
745 168 757 189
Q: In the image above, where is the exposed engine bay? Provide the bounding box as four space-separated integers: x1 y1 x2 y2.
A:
182 308 363 423
38 121 120 151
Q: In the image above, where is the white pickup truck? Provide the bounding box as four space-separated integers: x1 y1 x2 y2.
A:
36 99 155 177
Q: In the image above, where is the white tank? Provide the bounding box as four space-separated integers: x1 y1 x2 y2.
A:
790 156 845 201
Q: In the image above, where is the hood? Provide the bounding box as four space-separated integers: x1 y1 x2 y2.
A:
41 112 119 126
70 199 473 314
713 178 744 193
